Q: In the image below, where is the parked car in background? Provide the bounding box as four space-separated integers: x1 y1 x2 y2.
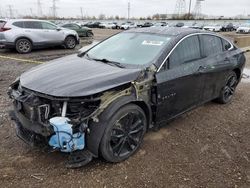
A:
8 27 245 167
203 24 222 32
100 22 118 29
153 22 168 27
84 22 103 28
236 24 250 34
175 22 185 27
60 23 93 37
140 22 154 28
120 22 137 30
221 23 235 32
0 19 79 53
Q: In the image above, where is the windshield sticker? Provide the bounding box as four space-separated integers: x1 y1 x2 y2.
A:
142 40 164 46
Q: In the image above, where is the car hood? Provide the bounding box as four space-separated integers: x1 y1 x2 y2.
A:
20 54 142 97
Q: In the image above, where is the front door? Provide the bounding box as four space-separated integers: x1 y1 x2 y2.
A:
41 22 65 44
155 35 205 122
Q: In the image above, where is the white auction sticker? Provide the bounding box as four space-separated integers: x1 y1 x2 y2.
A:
142 40 164 46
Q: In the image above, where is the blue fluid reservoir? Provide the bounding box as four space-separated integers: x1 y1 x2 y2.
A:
49 117 85 153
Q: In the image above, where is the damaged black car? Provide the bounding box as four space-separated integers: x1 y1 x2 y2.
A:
8 27 246 168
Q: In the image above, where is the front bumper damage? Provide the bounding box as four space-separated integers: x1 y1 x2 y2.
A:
8 81 103 168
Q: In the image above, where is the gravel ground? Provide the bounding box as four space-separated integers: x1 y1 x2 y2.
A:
0 29 250 188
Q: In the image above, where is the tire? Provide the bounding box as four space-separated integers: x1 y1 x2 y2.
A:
87 32 93 37
15 38 32 54
216 71 238 104
100 104 147 163
65 36 77 49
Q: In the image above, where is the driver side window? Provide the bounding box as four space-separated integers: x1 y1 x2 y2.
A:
169 35 201 69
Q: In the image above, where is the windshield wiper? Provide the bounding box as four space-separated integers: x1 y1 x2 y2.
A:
89 57 125 69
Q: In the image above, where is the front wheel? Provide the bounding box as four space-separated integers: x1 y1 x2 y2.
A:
216 72 238 104
100 104 147 163
87 31 94 37
65 36 77 49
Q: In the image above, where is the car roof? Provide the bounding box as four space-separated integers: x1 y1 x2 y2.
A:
6 19 53 23
126 27 208 37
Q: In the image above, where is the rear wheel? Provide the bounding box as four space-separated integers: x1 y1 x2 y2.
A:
15 38 32 54
100 104 147 163
65 36 77 49
216 72 238 104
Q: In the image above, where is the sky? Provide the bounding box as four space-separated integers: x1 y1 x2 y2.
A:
0 0 249 18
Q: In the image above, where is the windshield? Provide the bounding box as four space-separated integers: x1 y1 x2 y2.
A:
86 33 172 66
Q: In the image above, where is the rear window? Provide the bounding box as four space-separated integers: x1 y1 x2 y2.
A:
200 35 223 57
23 21 42 29
0 21 6 28
13 21 25 28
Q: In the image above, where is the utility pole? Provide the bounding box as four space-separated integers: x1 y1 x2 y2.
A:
188 0 192 19
30 8 33 17
0 5 2 18
80 7 84 20
51 0 59 19
7 5 14 18
128 2 130 20
174 0 186 18
193 0 205 19
37 0 43 17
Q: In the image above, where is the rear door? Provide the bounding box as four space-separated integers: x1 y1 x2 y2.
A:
155 35 205 122
198 34 235 102
23 21 45 43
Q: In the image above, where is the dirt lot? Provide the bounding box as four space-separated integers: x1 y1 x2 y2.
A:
0 29 250 188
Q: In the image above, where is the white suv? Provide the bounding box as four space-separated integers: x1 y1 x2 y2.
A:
0 19 80 53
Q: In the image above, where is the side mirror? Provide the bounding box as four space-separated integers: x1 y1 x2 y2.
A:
56 27 61 31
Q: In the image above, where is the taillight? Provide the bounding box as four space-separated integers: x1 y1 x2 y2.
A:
0 27 11 32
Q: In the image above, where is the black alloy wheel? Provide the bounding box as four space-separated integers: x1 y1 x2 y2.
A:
100 104 147 163
217 72 238 104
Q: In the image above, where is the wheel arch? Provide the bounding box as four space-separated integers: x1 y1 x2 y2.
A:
86 95 152 157
233 68 241 81
14 36 33 46
64 34 77 41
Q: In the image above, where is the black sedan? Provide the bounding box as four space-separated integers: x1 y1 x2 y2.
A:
8 28 245 168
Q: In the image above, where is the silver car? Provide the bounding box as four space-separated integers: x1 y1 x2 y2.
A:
0 19 80 53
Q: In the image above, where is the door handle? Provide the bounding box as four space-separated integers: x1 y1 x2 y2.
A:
224 57 230 61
